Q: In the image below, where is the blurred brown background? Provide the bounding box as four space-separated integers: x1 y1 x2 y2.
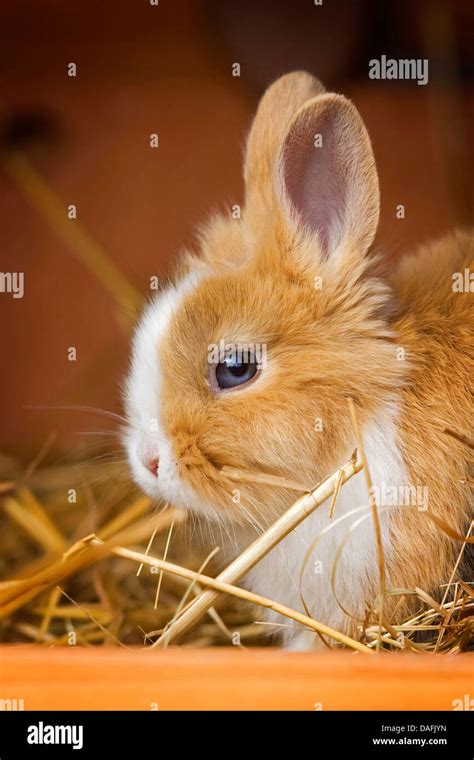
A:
0 0 472 461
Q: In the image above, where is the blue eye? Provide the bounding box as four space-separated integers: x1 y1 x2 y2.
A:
215 355 258 389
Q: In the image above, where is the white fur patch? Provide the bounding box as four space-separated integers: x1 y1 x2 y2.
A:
124 270 207 499
243 404 408 648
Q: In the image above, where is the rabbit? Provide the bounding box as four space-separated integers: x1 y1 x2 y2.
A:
124 71 473 649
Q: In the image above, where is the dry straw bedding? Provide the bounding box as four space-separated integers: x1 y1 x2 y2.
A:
0 420 472 654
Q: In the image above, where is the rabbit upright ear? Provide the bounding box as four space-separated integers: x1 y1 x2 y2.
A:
280 93 380 259
244 71 326 211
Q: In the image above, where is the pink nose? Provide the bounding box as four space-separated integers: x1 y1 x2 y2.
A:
145 456 159 477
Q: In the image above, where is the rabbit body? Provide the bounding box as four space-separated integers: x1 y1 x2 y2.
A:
125 72 473 648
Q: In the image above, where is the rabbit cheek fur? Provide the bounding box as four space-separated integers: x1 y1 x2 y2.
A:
125 72 473 649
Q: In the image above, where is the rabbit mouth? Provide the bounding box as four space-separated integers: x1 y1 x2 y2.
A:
125 421 228 520
126 415 283 527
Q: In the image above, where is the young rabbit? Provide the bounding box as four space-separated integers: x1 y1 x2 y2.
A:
125 71 473 649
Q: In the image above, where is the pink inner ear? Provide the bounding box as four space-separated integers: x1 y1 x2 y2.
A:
282 107 347 257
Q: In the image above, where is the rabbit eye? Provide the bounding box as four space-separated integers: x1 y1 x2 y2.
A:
215 355 258 390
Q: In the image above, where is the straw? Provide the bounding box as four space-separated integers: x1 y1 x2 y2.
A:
95 539 374 654
152 454 363 647
3 150 142 324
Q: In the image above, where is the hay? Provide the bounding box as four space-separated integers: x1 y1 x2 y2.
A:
0 437 472 653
